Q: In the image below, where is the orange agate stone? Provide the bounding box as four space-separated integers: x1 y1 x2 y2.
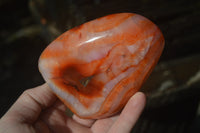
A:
38 13 164 119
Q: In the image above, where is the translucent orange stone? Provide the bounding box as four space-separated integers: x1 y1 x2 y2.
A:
38 13 164 119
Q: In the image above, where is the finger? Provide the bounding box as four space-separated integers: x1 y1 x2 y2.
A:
72 115 95 127
3 83 57 123
41 106 91 133
34 119 51 133
108 92 146 133
91 114 119 133
52 99 68 112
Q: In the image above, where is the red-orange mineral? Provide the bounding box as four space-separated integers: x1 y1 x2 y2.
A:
39 13 164 119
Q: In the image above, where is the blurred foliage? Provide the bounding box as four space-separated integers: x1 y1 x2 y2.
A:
0 0 200 132
29 0 86 42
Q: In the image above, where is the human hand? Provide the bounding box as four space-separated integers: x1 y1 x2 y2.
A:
0 84 146 133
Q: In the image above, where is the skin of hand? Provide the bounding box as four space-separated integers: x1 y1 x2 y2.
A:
0 84 146 133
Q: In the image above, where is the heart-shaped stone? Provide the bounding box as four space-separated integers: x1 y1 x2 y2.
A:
38 13 164 119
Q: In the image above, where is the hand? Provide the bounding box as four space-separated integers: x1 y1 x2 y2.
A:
0 84 146 133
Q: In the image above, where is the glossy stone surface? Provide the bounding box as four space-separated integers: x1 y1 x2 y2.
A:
38 13 164 119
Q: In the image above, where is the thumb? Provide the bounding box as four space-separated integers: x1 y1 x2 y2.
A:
2 84 57 123
108 92 146 133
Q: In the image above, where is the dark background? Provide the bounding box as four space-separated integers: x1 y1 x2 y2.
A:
0 0 200 132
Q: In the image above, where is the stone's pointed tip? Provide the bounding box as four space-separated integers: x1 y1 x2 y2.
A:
38 13 164 119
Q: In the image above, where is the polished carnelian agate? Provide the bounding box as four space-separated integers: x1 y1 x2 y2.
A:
39 13 164 119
